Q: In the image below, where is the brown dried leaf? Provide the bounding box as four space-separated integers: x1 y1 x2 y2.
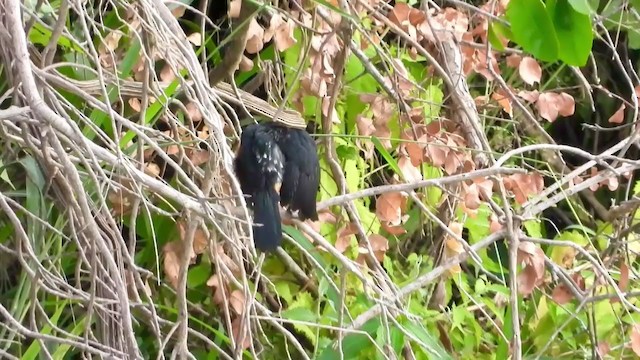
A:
272 17 297 52
193 228 208 255
375 192 405 225
160 64 176 83
632 324 640 356
187 32 202 46
228 0 241 18
611 260 630 304
472 49 500 80
620 261 629 292
336 223 357 253
404 141 425 166
421 8 469 43
103 31 122 51
188 149 210 167
382 222 407 235
231 317 251 350
206 274 227 305
129 98 141 112
229 290 245 315
518 90 540 103
245 19 265 54
536 92 575 122
145 163 161 177
536 92 560 122
162 241 181 289
517 242 545 295
171 4 187 18
444 222 464 254
369 234 389 261
609 103 626 124
185 102 203 122
362 95 394 123
444 151 464 175
551 283 573 304
489 213 503 233
557 92 575 116
388 3 419 41
491 88 512 117
398 155 422 182
606 176 619 191
518 57 542 85
462 182 482 210
506 53 522 68
356 115 375 136
597 342 610 358
176 221 204 259
505 173 544 204
108 187 134 216
425 142 448 167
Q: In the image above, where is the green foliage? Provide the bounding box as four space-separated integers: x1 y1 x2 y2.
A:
506 0 593 65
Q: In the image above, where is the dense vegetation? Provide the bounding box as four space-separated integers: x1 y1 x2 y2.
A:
1 0 640 358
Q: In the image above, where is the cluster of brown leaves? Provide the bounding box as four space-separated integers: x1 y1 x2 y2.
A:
98 7 217 196
388 3 469 56
228 0 297 72
357 95 396 155
306 212 391 262
401 120 475 178
443 222 465 274
571 167 632 193
516 241 545 296
162 222 251 350
162 221 210 288
296 13 344 118
376 192 408 236
475 55 577 122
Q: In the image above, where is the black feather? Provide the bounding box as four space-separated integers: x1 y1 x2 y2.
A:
234 124 285 251
234 122 319 251
263 123 320 221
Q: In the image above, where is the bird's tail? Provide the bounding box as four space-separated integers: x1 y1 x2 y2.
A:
251 189 282 252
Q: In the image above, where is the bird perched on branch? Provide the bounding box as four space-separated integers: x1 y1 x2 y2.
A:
234 122 320 252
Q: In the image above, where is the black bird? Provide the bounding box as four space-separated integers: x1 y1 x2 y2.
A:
234 122 320 251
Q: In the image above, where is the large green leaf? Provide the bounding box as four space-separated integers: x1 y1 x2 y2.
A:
547 0 593 66
506 0 559 62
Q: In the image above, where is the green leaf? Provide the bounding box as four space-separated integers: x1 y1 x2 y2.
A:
275 282 294 304
547 0 593 66
523 219 543 238
487 22 509 51
344 156 361 193
319 161 339 201
86 39 143 141
634 180 640 195
464 204 491 243
187 262 210 288
0 159 15 190
401 320 452 360
355 200 380 235
567 0 594 14
282 307 319 346
291 291 314 310
371 137 402 176
283 226 341 309
506 0 559 62
23 303 67 360
318 318 380 360
345 50 377 129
